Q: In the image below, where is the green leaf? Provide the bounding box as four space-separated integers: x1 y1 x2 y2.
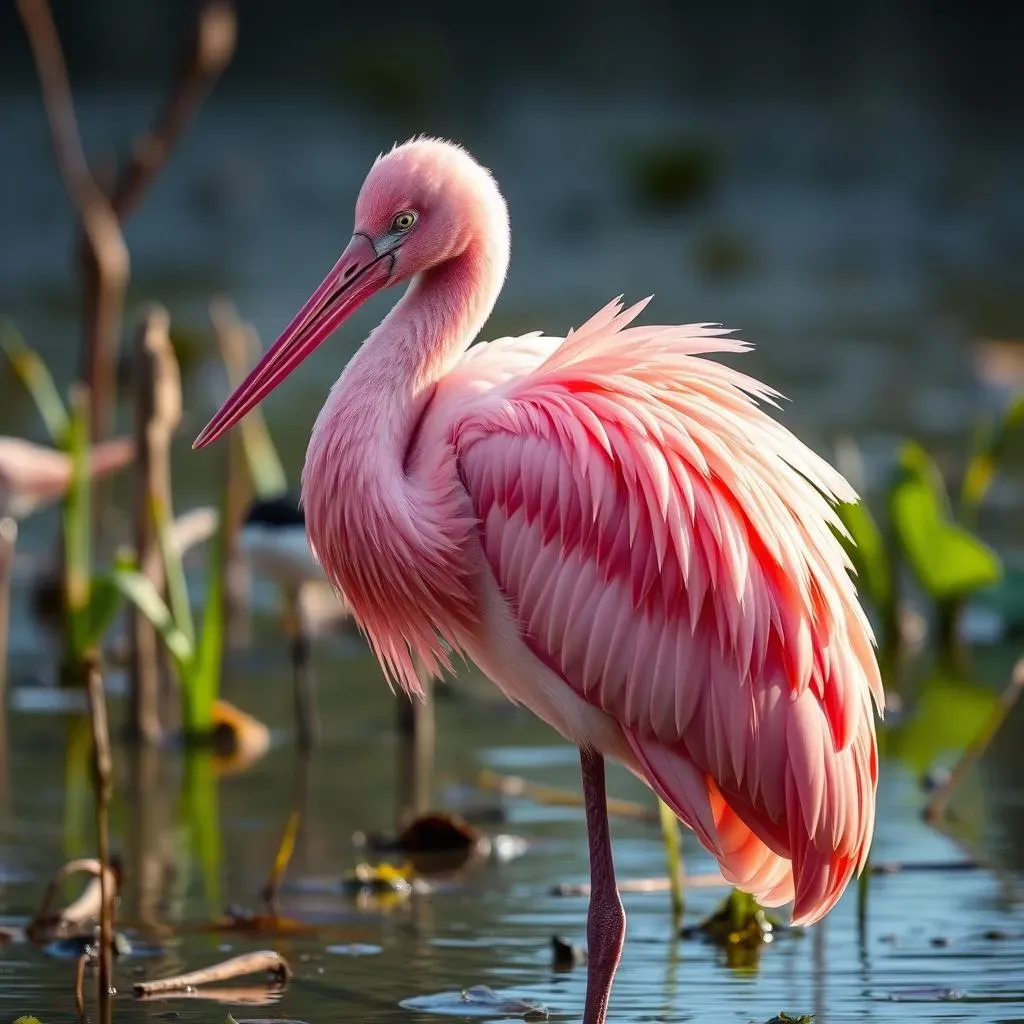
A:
83 546 134 648
152 495 195 647
62 387 92 656
1 319 69 443
889 441 1002 600
881 667 1000 776
110 568 194 673
835 499 892 611
82 574 124 650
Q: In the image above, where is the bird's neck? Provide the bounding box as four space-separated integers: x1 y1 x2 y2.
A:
304 235 506 488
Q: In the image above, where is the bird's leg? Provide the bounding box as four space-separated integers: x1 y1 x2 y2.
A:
286 584 319 751
580 746 626 1024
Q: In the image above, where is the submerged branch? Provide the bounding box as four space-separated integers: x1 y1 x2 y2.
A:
476 768 660 822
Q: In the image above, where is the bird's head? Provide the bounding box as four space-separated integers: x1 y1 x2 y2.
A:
193 136 507 449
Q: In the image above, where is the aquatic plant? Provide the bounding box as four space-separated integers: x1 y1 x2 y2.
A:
836 388 1024 672
1 330 128 679
112 494 226 735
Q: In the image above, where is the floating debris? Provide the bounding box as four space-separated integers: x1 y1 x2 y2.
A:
397 811 481 853
550 934 586 971
765 1014 814 1024
359 811 528 874
343 861 415 896
400 984 548 1019
325 943 382 956
197 904 319 937
681 889 792 969
133 950 291 997
227 1017 311 1024
25 856 121 944
883 987 966 1002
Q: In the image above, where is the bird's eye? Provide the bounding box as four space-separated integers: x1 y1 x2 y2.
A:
391 211 417 232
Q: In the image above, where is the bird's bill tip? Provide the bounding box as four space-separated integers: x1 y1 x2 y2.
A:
192 233 392 450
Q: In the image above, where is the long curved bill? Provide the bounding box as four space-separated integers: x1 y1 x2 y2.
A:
193 234 393 449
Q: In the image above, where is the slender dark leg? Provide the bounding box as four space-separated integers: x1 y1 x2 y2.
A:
580 746 626 1024
286 585 319 751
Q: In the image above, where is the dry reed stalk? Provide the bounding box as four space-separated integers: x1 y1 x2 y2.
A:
85 654 114 1019
209 297 255 641
128 307 181 744
0 517 16 809
925 655 1024 824
74 949 87 1018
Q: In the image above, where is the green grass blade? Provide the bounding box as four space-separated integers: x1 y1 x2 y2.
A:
0 319 69 443
62 715 92 860
182 750 222 914
62 387 92 658
152 495 195 647
109 568 194 674
190 490 228 733
658 796 684 922
240 404 288 499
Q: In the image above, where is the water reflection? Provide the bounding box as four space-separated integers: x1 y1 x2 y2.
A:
0 621 1022 1021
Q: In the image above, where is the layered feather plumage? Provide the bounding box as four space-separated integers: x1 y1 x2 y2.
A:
450 298 883 924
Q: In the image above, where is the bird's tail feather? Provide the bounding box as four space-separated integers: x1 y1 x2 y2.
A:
627 733 853 923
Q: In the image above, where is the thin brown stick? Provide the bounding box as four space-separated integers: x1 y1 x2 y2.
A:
86 654 114 1018
111 2 237 222
210 297 255 641
287 586 320 751
925 655 1024 824
396 685 433 828
16 0 129 547
128 307 181 744
133 950 291 996
75 951 88 1020
475 769 661 823
260 806 302 918
0 517 16 811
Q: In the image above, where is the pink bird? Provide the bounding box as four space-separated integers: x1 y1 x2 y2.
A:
196 138 883 1023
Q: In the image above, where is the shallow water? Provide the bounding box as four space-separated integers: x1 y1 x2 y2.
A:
1 627 1023 1023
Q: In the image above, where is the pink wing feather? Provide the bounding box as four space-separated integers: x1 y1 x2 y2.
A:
453 298 883 925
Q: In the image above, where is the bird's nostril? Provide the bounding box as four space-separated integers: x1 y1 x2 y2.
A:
343 264 358 280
